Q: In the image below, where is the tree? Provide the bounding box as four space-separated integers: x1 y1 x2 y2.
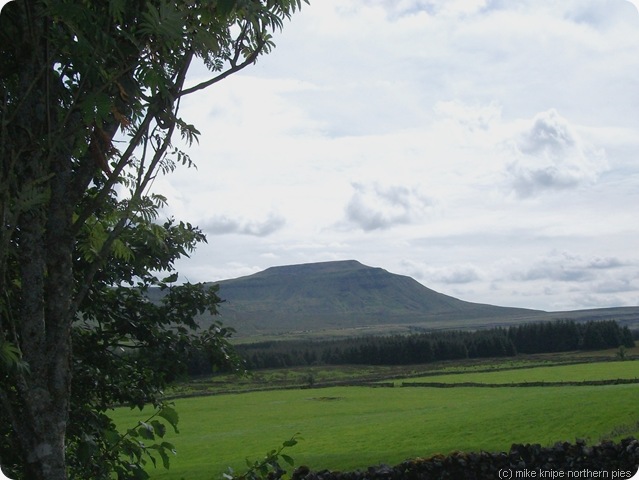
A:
0 1 306 478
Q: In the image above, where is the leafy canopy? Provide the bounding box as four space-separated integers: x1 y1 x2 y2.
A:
0 0 306 478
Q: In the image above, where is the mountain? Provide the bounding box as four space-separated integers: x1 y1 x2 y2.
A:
208 260 545 337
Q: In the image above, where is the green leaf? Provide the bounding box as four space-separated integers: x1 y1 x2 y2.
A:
137 421 155 440
158 447 171 470
0 340 21 368
158 405 180 433
139 4 161 36
160 441 176 454
104 428 121 447
109 0 126 23
150 420 167 438
14 180 51 214
217 0 237 17
80 91 112 125
161 272 179 284
112 238 134 261
281 454 295 467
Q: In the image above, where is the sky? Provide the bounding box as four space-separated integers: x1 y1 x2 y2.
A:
153 0 639 312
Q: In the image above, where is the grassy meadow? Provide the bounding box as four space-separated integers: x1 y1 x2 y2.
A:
112 352 639 480
400 360 639 385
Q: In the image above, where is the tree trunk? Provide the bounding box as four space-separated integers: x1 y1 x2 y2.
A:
2 4 75 478
12 203 72 480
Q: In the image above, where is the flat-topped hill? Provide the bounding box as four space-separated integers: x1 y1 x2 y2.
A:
211 260 544 336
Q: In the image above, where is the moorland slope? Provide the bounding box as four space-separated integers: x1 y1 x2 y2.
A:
149 260 639 338
209 260 543 336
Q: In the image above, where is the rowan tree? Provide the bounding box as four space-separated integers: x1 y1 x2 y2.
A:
0 1 306 478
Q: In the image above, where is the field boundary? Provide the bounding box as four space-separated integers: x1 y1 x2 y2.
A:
401 378 639 388
289 438 639 480
164 355 638 400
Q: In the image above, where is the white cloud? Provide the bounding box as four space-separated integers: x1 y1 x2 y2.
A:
594 278 635 294
422 265 483 285
501 250 638 310
505 109 608 197
511 250 631 283
158 0 639 311
434 100 502 132
202 213 286 237
343 182 433 231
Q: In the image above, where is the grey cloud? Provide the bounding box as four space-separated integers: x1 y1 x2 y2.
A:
518 110 576 156
512 251 631 284
587 257 626 269
435 266 481 284
507 109 608 197
566 1 638 30
593 278 635 294
515 265 593 283
363 0 437 18
203 213 286 237
345 182 433 231
400 260 481 285
507 165 580 197
572 291 636 309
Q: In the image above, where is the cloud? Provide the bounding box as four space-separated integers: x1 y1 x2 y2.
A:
587 257 625 269
512 251 630 283
506 109 608 197
434 100 501 132
427 265 482 284
344 182 433 231
160 0 639 311
593 278 635 294
367 0 491 18
202 213 286 237
566 0 639 30
626 0 639 14
518 109 577 156
400 260 484 291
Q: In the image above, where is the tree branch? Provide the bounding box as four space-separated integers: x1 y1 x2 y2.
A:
178 37 266 98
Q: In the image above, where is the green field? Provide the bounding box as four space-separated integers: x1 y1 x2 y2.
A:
401 360 639 385
112 357 639 480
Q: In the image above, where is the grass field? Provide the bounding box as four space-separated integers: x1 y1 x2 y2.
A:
112 356 639 480
166 348 637 396
400 360 639 385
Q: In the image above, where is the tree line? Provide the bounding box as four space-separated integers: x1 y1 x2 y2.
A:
220 320 636 371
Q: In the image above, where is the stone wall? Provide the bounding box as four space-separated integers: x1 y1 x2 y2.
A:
290 438 638 480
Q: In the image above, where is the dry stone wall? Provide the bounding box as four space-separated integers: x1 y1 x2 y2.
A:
290 438 638 480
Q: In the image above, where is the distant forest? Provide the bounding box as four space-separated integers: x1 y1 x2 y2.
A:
205 320 636 372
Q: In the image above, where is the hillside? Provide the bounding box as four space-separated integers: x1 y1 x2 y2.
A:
207 260 545 337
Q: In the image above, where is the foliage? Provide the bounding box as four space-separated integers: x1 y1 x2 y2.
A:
0 179 244 479
617 346 627 360
66 276 242 479
73 404 182 480
0 0 306 478
509 319 635 353
0 339 29 375
224 434 301 480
